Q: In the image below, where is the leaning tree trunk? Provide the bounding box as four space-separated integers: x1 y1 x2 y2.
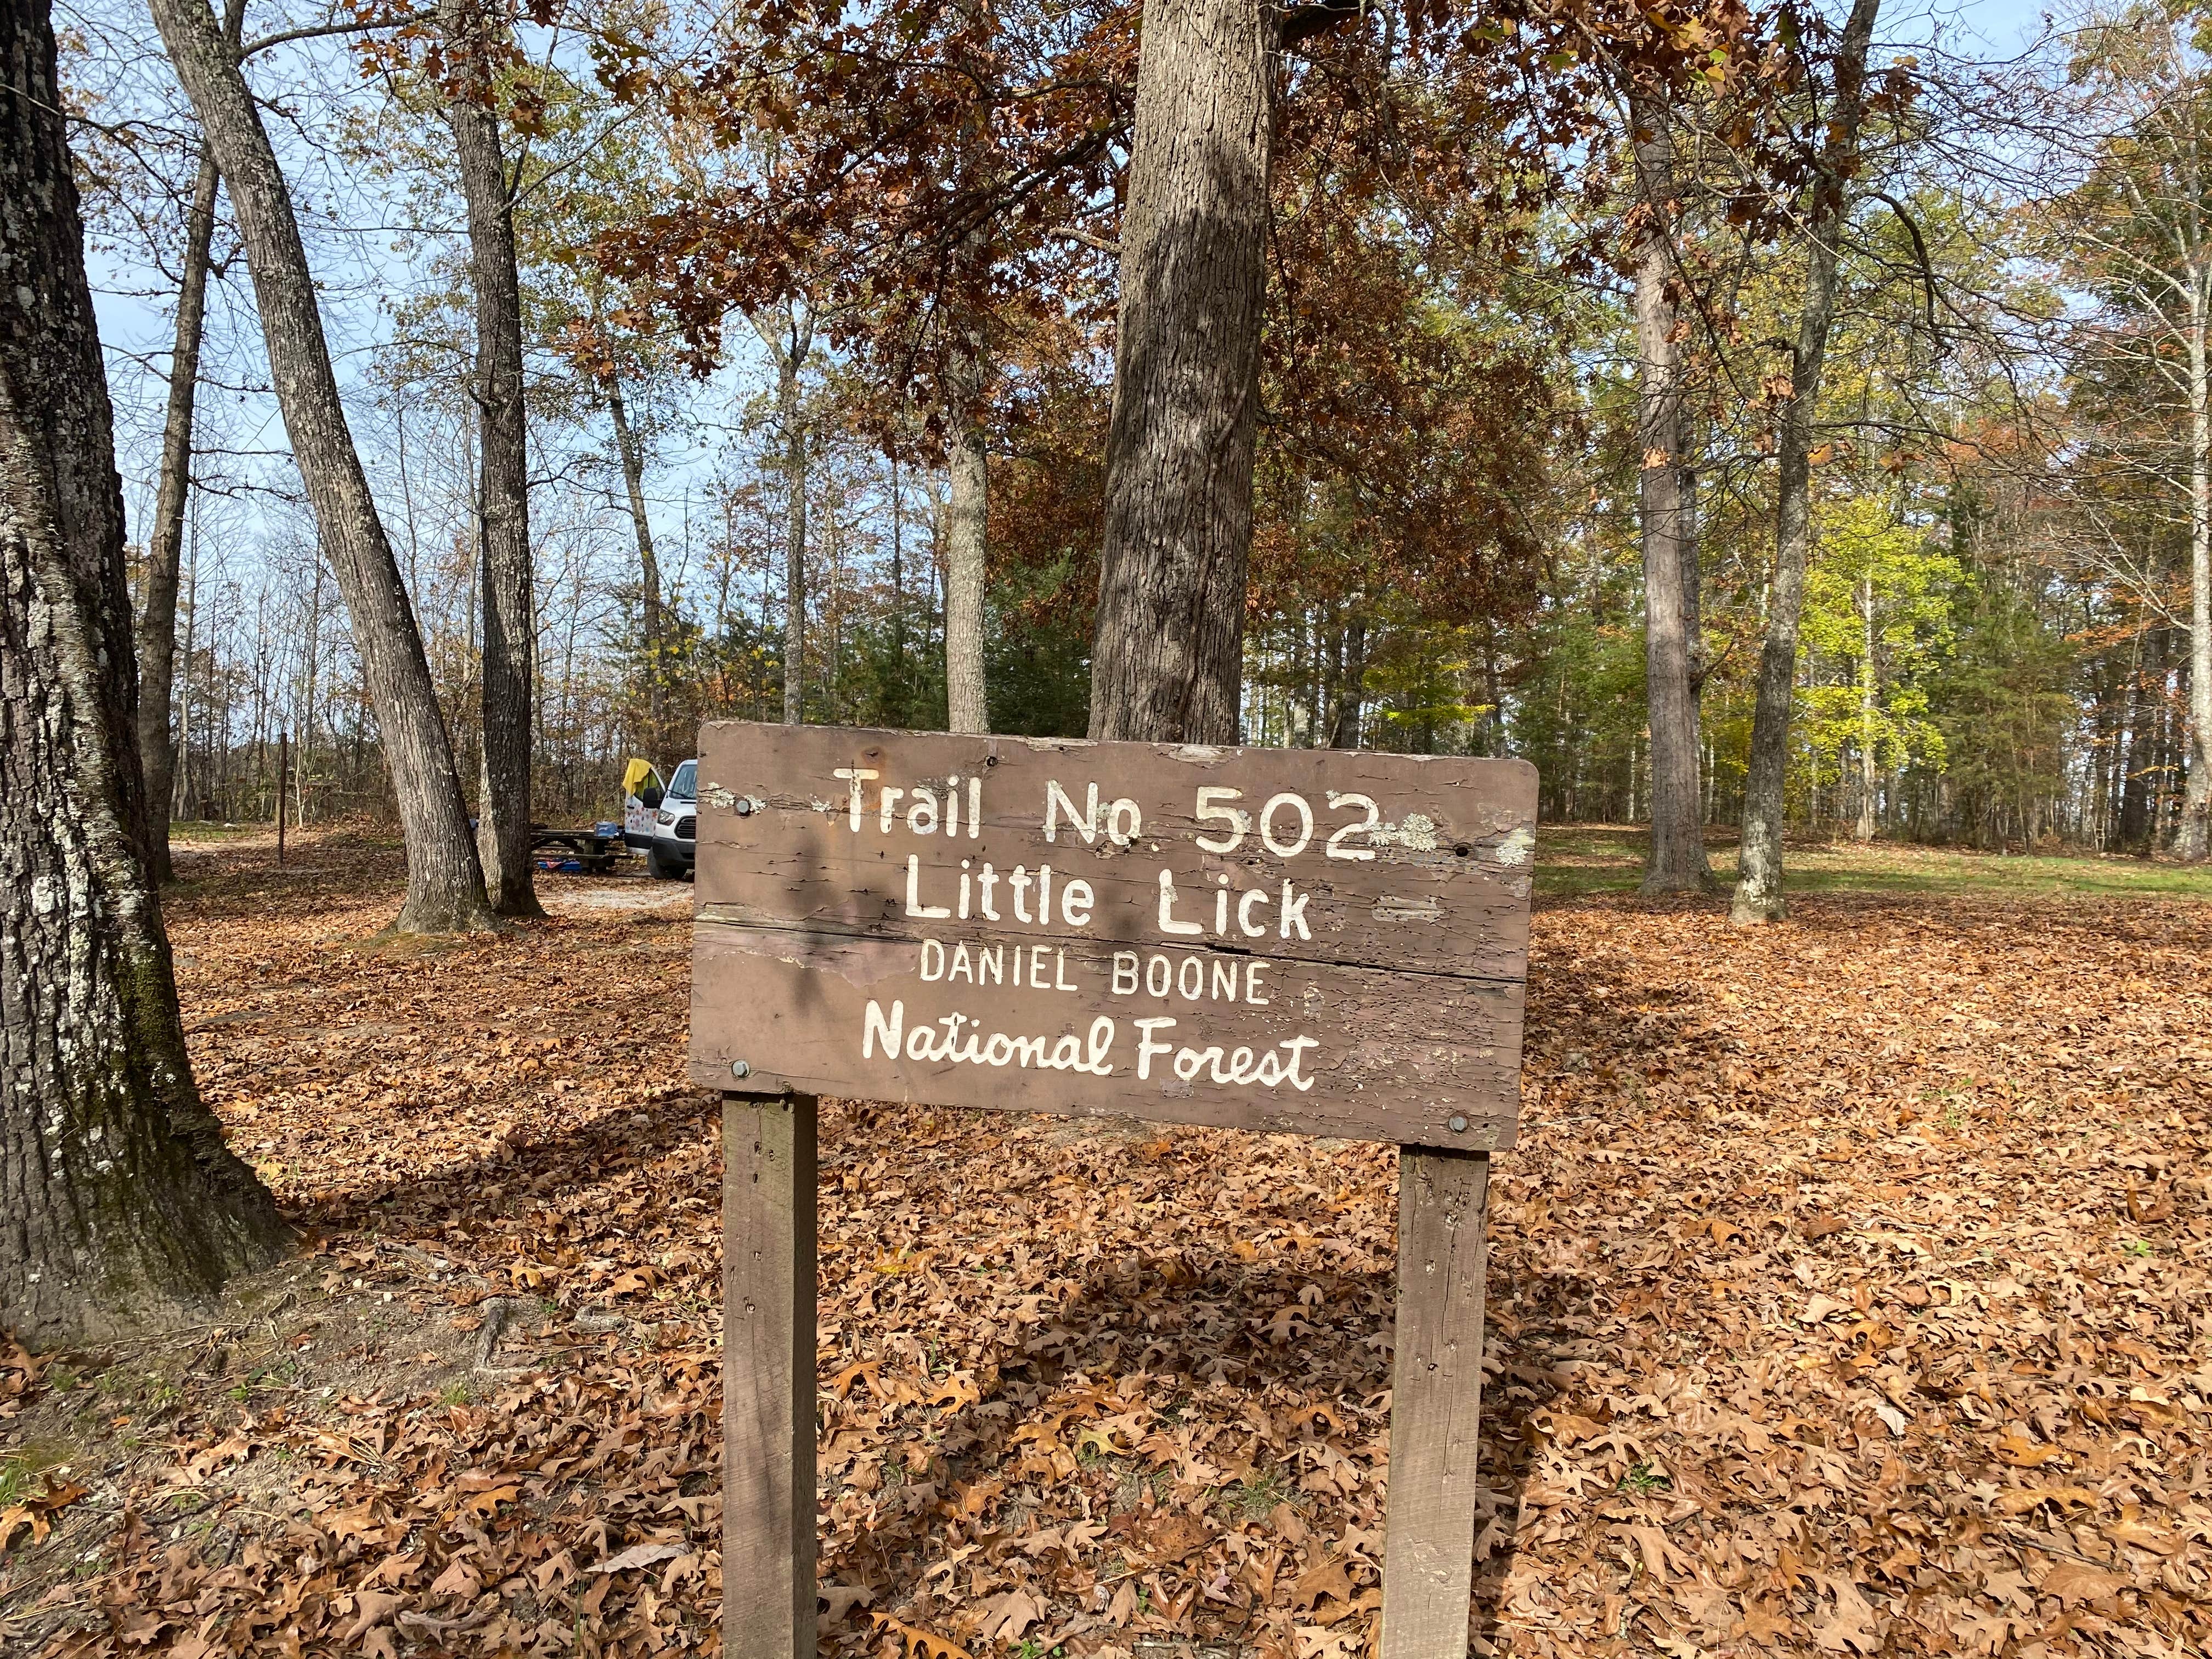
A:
1629 87 1713 895
1732 0 1881 925
442 0 540 917
148 0 494 934
1087 0 1273 743
944 345 990 734
1 0 291 1346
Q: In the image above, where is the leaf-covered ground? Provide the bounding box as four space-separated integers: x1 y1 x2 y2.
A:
2 828 2207 1659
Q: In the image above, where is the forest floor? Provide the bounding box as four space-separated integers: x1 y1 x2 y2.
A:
1 825 2206 1659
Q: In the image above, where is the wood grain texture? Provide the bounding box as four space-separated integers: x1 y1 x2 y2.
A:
1380 1148 1491 1659
721 1093 817 1659
690 922 1524 1148
688 723 1536 1151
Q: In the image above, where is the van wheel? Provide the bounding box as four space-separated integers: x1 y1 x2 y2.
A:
647 846 679 881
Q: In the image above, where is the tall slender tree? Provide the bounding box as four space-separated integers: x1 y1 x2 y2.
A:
148 0 496 933
1628 86 1716 894
136 0 244 885
441 0 542 916
1 0 290 1346
1733 0 1883 924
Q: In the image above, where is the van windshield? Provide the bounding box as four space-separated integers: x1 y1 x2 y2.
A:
668 760 697 800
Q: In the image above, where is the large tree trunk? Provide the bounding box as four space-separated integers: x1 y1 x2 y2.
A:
1629 89 1714 895
2182 284 2212 860
1731 0 1881 925
442 0 540 917
146 0 494 933
603 374 665 753
1087 0 1273 743
1 0 290 1347
944 359 990 735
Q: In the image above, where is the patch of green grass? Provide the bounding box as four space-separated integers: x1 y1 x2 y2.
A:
1227 1464 1290 1521
1618 1460 1671 1496
2122 1239 2154 1258
438 1382 473 1407
1534 824 2212 903
168 820 261 843
0 1441 74 1506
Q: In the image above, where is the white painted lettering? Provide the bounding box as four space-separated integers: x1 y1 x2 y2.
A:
1158 869 1205 936
863 998 902 1058
906 855 951 919
1045 780 1099 844
1279 880 1312 940
907 787 940 836
1009 865 1032 922
833 768 879 831
1261 792 1314 857
1194 786 1248 853
1238 887 1270 938
879 786 905 832
1135 1018 1177 1080
1061 877 1094 927
1111 951 1139 995
950 943 974 984
1146 953 1172 997
978 862 1000 920
1246 961 1271 1005
919 938 946 980
1056 950 1076 991
1177 955 1205 1001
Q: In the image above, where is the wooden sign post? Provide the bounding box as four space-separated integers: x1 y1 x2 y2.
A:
689 723 1537 1659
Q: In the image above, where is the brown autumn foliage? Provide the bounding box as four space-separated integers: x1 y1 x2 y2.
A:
1 828 2206 1657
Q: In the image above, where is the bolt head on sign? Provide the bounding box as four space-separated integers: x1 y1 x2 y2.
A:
685 724 1538 1150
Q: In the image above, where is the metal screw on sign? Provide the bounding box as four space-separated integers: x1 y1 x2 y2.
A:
731 1060 751 1080
1448 1114 1469 1134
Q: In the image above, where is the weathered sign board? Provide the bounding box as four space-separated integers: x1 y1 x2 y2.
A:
692 722 1538 1659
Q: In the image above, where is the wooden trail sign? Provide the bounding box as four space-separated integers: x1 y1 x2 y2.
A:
693 722 1538 1658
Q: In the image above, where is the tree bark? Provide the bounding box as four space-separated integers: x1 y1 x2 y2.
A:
1629 88 1714 895
2182 277 2212 859
944 357 990 734
1855 572 1877 842
1087 0 1273 743
1731 0 1881 925
136 50 233 885
442 0 540 917
749 304 812 727
147 0 494 933
1 0 290 1346
1330 614 1364 747
603 374 664 753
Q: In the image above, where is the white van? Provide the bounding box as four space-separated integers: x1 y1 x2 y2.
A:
645 757 698 881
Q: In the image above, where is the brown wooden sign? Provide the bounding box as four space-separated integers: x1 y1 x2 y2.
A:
687 723 1536 1150
695 721 1538 1659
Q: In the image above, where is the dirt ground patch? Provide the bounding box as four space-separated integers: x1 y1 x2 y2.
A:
1 828 2206 1658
